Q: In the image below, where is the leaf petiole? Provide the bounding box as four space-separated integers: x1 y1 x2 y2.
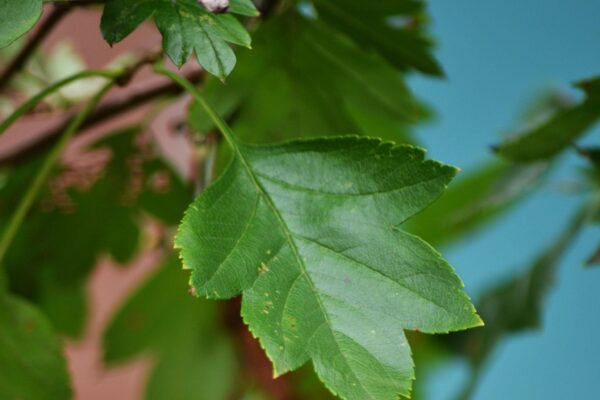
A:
153 62 238 147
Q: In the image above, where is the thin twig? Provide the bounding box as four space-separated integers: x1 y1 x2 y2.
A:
0 69 205 165
0 70 116 135
0 4 73 93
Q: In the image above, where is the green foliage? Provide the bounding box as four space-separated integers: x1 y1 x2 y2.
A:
0 289 71 400
310 0 443 76
0 127 191 336
0 0 41 48
103 255 238 400
4 1 598 399
176 135 482 399
495 76 600 162
100 0 257 79
408 161 548 246
189 14 429 144
444 201 599 398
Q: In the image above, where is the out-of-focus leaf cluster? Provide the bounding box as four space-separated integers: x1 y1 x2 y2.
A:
407 78 600 399
189 2 437 144
0 127 192 337
103 254 238 400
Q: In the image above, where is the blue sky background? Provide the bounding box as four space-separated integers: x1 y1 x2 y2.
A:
408 1 600 399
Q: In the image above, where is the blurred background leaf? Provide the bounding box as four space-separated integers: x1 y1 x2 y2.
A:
0 126 192 336
408 161 548 246
103 254 238 400
495 76 600 162
0 289 72 400
441 197 600 399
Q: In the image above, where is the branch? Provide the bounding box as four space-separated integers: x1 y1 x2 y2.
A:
0 69 205 165
0 4 73 93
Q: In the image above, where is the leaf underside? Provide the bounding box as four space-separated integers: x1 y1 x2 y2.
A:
176 136 482 400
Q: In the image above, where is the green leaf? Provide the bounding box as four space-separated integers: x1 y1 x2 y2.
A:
100 0 253 79
495 76 600 162
408 161 548 246
585 243 600 267
176 136 482 399
0 0 42 48
36 274 87 338
229 0 259 16
242 391 272 400
103 255 237 400
189 16 428 144
311 0 443 75
1 127 191 336
445 201 598 399
0 292 72 400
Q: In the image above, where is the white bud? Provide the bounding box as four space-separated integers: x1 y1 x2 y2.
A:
198 0 230 13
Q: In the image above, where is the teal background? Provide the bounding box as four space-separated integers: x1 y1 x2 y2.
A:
409 1 600 398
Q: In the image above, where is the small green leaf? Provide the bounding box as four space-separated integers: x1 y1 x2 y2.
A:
0 0 42 48
212 14 252 48
0 292 72 400
1 127 191 336
176 136 481 399
100 0 254 79
229 0 259 17
495 76 600 162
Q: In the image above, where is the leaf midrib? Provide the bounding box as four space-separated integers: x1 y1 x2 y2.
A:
293 233 459 319
254 168 446 198
233 147 377 400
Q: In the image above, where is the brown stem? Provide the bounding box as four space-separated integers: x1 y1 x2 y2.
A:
0 69 205 165
0 4 73 94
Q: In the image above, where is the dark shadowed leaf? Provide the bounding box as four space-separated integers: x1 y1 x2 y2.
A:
188 15 428 145
0 127 191 336
311 0 443 75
